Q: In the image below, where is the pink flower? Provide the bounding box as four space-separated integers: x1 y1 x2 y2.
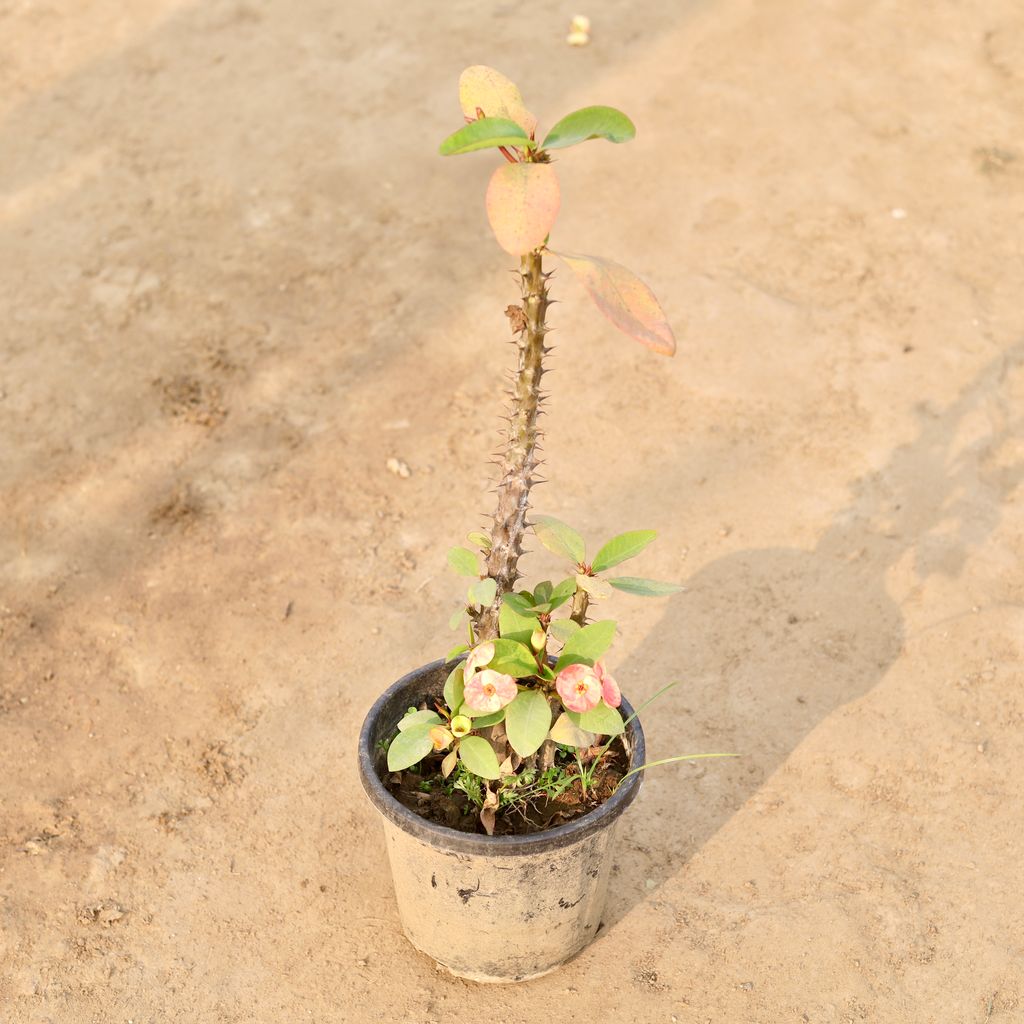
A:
556 663 602 713
463 669 518 713
594 659 621 708
464 642 495 678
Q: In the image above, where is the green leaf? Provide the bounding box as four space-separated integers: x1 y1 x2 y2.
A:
468 577 498 608
592 530 657 573
448 607 467 630
542 105 636 150
398 709 444 733
387 724 435 772
504 689 553 757
439 116 533 156
447 546 479 577
499 602 539 645
465 707 506 727
445 643 469 661
555 619 616 671
575 573 612 600
502 591 536 615
458 735 501 780
443 663 465 712
533 581 553 605
489 638 539 678
548 712 596 749
532 515 585 564
608 577 685 597
549 618 581 643
467 531 492 550
547 577 577 612
569 701 624 736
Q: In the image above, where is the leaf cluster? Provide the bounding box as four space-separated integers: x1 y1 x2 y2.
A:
437 65 676 355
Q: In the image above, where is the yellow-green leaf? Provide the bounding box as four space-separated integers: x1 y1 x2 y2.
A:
543 577 577 612
447 546 479 577
464 707 506 727
458 735 501 780
575 573 612 600
592 530 657 573
459 65 537 136
468 577 498 608
549 250 676 355
531 515 585 564
443 663 465 712
499 601 538 644
569 701 624 736
485 163 560 256
439 116 532 156
549 618 581 643
489 638 538 678
387 724 434 772
542 105 636 150
608 577 684 597
548 712 596 749
397 709 444 732
504 689 552 758
554 619 616 671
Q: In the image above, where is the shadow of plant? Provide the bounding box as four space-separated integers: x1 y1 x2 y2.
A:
605 341 1024 925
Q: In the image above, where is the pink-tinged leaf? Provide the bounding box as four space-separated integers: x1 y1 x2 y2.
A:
549 250 676 355
486 163 560 256
459 65 537 137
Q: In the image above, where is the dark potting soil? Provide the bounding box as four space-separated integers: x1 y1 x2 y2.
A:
386 742 628 836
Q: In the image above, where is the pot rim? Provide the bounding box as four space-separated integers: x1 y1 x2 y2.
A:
358 658 646 856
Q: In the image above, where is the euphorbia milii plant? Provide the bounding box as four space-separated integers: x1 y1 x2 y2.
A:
385 67 723 833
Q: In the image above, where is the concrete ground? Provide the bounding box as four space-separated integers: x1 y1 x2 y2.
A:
1 0 1022 1020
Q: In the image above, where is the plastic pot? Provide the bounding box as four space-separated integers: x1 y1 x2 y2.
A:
358 659 645 983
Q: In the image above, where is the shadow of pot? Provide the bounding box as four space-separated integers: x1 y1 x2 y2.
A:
358 659 646 983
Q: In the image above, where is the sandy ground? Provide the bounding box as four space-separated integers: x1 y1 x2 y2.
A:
2 0 1023 1020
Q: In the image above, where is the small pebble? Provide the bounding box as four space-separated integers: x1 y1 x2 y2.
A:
567 13 590 45
386 457 411 479
891 207 907 219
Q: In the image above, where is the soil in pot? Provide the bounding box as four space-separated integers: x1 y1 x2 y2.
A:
386 737 629 836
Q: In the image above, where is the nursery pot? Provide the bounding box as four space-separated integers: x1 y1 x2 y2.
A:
358 659 646 983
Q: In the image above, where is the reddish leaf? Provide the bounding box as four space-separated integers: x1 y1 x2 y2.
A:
459 66 537 137
486 164 560 256
549 250 676 355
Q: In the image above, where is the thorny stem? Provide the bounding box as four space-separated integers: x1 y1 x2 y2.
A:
476 250 549 640
569 588 590 628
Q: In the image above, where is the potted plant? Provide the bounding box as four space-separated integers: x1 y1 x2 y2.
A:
358 66 727 983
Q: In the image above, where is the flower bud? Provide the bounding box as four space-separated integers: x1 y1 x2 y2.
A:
450 715 472 738
429 726 454 751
